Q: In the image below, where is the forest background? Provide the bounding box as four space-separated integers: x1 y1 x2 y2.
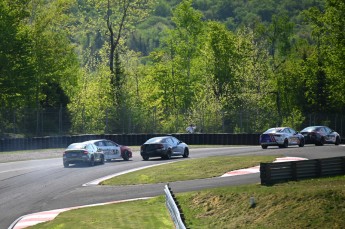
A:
0 0 344 137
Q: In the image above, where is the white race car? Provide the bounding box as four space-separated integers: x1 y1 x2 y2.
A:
259 127 305 149
88 139 132 161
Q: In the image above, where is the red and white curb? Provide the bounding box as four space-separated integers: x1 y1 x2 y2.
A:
9 197 151 229
221 157 308 177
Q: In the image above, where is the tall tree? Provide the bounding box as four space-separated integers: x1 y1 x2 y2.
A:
169 0 204 109
266 15 294 124
322 0 345 112
105 0 154 104
302 2 345 114
0 0 34 108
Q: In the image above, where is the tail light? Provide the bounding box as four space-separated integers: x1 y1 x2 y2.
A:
157 144 164 149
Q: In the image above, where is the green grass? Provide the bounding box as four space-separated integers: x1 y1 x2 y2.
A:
31 176 345 229
101 155 278 185
30 196 174 229
177 176 345 228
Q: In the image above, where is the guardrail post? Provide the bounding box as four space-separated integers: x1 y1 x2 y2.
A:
260 163 271 185
316 159 322 177
291 161 297 181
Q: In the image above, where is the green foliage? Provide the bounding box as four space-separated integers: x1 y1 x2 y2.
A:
0 0 34 107
1 0 344 136
68 66 112 134
302 0 345 113
205 21 239 100
282 108 305 130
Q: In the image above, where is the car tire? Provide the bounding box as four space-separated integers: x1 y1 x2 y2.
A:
142 155 149 161
183 148 189 158
319 137 325 146
165 150 172 160
261 145 268 149
63 161 69 168
89 157 95 166
298 138 305 147
100 155 105 164
280 139 288 148
335 137 340 145
122 150 130 161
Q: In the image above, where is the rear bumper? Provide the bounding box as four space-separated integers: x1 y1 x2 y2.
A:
104 153 121 160
140 149 167 158
260 142 282 146
63 156 90 164
303 135 320 144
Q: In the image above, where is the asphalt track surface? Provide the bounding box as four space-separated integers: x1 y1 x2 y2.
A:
1 145 344 228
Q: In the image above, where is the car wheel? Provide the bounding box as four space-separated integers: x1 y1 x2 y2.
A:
281 139 288 148
100 155 105 164
335 137 340 145
165 150 172 160
298 138 305 147
183 148 189 158
122 150 130 161
142 155 149 161
319 137 325 146
261 145 268 149
89 157 95 166
63 161 69 168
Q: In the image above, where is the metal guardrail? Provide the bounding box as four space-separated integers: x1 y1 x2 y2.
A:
164 184 187 229
260 156 345 185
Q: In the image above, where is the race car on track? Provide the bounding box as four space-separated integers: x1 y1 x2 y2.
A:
259 127 305 149
88 139 132 161
140 136 189 160
63 141 105 167
300 126 341 146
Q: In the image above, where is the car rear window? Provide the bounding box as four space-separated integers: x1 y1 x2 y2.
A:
145 137 164 144
301 127 317 132
67 143 86 149
264 128 283 134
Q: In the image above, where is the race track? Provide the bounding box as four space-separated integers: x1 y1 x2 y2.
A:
1 145 344 228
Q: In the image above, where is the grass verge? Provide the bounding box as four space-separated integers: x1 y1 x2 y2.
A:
31 176 345 229
178 176 345 228
30 196 174 229
101 155 278 185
